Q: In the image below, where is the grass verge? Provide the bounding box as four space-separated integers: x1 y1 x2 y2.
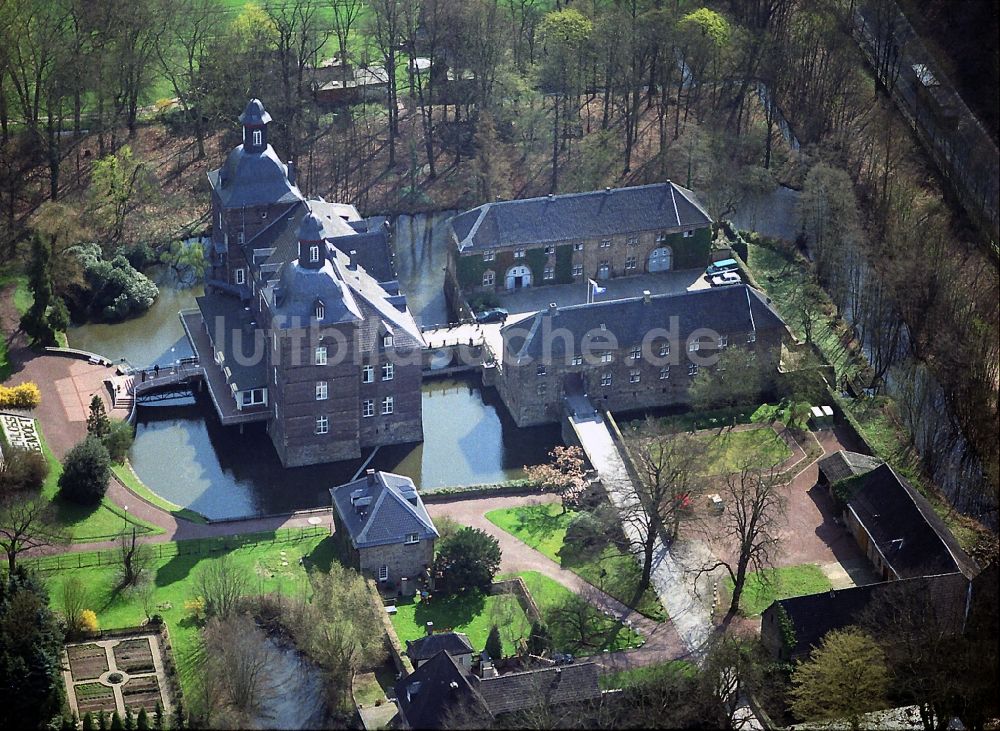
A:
35 421 164 541
486 503 666 621
111 461 209 525
600 659 696 690
722 563 832 617
689 427 792 475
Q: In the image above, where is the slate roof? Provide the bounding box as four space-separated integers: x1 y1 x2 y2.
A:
845 464 979 579
766 573 971 659
196 293 268 390
817 450 882 485
240 98 271 126
476 662 602 716
394 651 489 730
449 182 712 252
330 471 438 549
406 632 474 662
208 142 304 209
502 284 786 361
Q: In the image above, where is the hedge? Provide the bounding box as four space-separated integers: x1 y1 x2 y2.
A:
0 382 41 409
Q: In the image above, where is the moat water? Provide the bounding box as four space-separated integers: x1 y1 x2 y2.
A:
68 215 559 519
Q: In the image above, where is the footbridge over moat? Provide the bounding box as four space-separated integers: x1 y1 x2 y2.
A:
561 391 713 656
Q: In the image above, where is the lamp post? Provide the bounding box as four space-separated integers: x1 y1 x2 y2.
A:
123 505 128 532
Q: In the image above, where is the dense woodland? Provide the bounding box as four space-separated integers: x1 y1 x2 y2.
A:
0 0 997 522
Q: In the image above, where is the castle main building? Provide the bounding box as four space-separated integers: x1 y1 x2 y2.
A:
182 100 424 467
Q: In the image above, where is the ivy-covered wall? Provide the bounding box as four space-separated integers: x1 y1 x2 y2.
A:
555 244 574 284
661 226 713 269
525 248 548 285
456 253 490 289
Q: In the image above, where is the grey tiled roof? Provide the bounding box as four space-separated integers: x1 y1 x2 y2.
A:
768 572 970 658
818 450 882 485
406 632 474 662
394 651 488 729
330 471 438 549
475 662 602 716
502 284 785 361
196 293 267 390
449 182 712 252
208 143 304 208
267 256 364 327
846 464 978 579
240 98 271 126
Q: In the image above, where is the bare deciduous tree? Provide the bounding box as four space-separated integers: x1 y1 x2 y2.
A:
117 527 152 588
700 465 786 618
0 495 66 574
61 576 89 635
193 553 249 618
203 613 277 718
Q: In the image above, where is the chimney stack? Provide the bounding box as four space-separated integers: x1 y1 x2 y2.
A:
642 290 651 304
366 468 376 485
426 621 434 636
547 193 554 200
349 249 358 270
287 160 296 186
548 302 558 316
605 186 611 194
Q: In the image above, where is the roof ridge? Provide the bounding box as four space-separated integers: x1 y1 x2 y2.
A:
380 476 437 535
671 182 714 221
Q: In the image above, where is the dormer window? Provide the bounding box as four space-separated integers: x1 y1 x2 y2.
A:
383 334 394 349
252 129 262 147
315 301 325 320
404 533 419 545
309 245 320 263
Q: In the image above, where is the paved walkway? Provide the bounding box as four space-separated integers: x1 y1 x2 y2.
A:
426 494 691 672
564 394 715 656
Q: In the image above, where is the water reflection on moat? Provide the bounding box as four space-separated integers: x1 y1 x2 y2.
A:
72 215 559 519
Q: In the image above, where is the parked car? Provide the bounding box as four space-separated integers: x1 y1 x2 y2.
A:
552 652 576 665
475 307 509 323
705 258 740 276
709 271 742 287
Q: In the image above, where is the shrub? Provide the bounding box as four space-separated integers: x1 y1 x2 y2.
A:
80 609 99 633
102 420 134 463
484 625 503 661
0 447 49 493
433 527 502 595
0 382 42 409
183 597 205 621
70 243 158 322
58 436 111 505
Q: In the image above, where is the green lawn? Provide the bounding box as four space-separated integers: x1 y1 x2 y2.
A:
692 427 792 475
0 273 30 380
486 504 666 621
36 421 163 541
600 659 696 690
34 528 333 698
390 587 530 658
111 461 209 525
723 563 832 617
511 571 643 654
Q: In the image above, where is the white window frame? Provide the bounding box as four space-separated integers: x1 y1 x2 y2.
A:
659 342 670 357
630 346 641 360
626 235 639 247
543 266 555 280
316 381 328 400
570 355 583 366
404 533 419 545
629 369 641 383
599 239 612 248
574 243 584 251
601 373 613 387
315 302 325 320
309 245 320 263
483 249 495 262
362 399 375 417
381 396 394 415
688 363 699 377
378 565 389 581
514 249 526 259
383 334 394 349
315 347 327 365
483 270 495 287
544 245 555 255
719 335 728 348
536 364 547 376
252 129 262 146
689 341 700 352
625 256 637 270
683 229 694 238
660 367 670 380
600 351 613 363
656 232 667 244
362 365 375 383
315 415 329 434
234 267 245 285
572 264 583 277
382 362 394 381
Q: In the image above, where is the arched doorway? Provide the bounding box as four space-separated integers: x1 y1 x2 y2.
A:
505 265 532 290
648 246 673 272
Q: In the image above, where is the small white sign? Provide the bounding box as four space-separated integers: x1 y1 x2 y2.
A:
0 414 43 456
